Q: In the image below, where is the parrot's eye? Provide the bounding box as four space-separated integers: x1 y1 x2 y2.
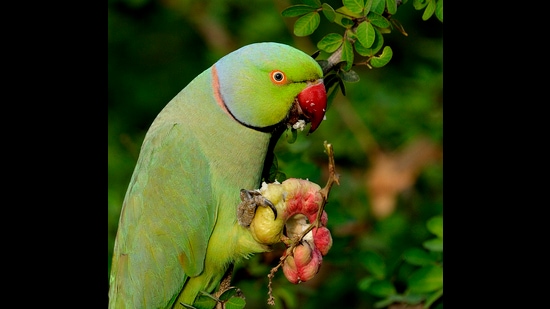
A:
270 70 286 85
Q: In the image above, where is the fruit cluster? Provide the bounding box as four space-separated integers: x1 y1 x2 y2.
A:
248 178 333 284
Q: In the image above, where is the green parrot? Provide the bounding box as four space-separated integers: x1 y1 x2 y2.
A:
108 42 327 308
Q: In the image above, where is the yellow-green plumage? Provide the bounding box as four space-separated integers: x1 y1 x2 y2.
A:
109 42 325 308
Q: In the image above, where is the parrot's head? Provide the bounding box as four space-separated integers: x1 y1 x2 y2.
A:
214 42 327 134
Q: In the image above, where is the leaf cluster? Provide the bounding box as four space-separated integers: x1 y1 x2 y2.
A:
281 0 442 100
413 0 443 22
358 215 443 308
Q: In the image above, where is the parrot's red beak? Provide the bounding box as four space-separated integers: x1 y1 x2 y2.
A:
297 80 327 134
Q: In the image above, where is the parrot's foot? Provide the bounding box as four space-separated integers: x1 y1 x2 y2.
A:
237 189 277 227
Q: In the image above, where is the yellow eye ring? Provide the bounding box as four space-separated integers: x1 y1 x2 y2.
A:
270 70 286 85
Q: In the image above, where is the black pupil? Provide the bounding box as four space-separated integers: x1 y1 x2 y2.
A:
274 72 283 81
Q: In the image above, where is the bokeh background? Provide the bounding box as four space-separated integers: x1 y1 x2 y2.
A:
108 0 443 308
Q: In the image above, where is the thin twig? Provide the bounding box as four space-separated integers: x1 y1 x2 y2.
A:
266 257 285 306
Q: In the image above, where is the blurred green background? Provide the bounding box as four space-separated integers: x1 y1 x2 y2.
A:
108 0 443 308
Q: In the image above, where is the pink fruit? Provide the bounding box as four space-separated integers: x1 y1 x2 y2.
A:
293 240 314 266
312 227 332 256
282 179 324 223
282 254 299 284
282 241 323 284
297 245 322 282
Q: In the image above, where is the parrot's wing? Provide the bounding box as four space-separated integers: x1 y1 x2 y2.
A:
110 121 216 308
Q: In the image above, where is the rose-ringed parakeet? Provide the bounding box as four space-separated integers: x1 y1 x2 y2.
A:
108 42 327 308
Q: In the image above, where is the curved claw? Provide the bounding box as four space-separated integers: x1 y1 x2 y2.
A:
264 198 277 220
237 189 277 227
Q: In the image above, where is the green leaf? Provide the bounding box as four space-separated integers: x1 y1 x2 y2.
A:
335 5 364 18
267 154 286 183
224 297 246 309
422 0 436 20
343 0 365 14
355 27 384 56
400 293 425 305
403 248 437 266
371 0 386 14
341 39 354 71
424 288 443 308
332 9 351 27
275 170 287 182
362 251 386 279
378 27 392 34
192 294 217 309
355 21 375 49
321 3 336 22
407 264 443 294
367 279 396 297
374 294 423 308
218 287 238 301
346 28 357 41
272 286 298 308
423 238 443 252
340 69 360 82
367 11 390 28
317 33 343 53
374 297 395 308
426 215 443 238
281 5 317 17
341 17 355 28
358 276 376 290
286 128 298 143
386 0 397 14
435 0 443 22
370 45 392 68
364 0 374 14
302 0 321 6
293 12 321 36
413 0 428 10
